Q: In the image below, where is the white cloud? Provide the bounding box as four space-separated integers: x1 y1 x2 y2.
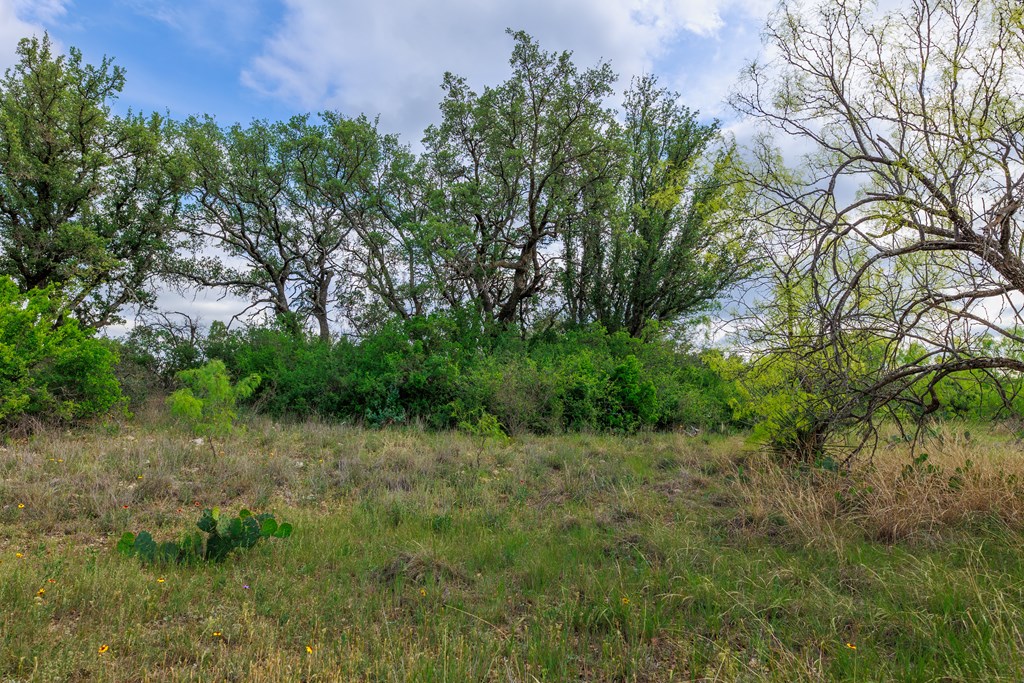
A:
241 0 773 141
0 0 67 71
13 0 66 23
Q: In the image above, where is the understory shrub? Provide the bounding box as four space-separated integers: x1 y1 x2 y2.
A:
0 278 124 428
201 314 743 434
168 360 261 449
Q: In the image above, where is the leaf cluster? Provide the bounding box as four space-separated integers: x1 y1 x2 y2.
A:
0 277 124 427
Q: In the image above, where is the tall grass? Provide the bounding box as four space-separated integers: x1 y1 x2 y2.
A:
2 413 1023 681
737 423 1024 546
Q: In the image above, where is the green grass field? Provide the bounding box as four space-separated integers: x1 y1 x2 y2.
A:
2 413 1023 681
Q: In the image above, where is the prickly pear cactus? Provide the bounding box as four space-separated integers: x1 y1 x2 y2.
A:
117 507 292 565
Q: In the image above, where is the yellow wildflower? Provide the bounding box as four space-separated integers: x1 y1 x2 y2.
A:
306 645 313 654
846 643 857 650
98 644 109 654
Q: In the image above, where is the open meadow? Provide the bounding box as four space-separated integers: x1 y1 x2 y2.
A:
3 0 1024 680
2 412 1023 682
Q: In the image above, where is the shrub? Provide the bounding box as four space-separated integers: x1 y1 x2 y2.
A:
0 278 124 428
203 316 742 435
168 360 260 450
116 316 205 398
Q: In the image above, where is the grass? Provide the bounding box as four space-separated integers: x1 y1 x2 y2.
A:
2 409 1024 681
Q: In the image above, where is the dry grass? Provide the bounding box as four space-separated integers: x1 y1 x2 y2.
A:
736 423 1024 546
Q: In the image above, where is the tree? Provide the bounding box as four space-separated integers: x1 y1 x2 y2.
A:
330 122 438 334
562 75 753 337
174 116 302 335
733 0 1024 454
0 35 188 328
174 113 383 340
420 30 620 329
168 359 260 456
282 112 384 340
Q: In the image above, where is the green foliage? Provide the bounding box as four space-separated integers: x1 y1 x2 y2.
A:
111 315 205 409
606 355 659 432
726 345 852 462
562 75 753 336
173 113 398 340
728 268 872 461
420 30 620 328
0 278 124 427
117 507 292 565
206 317 742 435
457 408 507 440
0 35 188 328
168 360 260 438
120 318 204 388
474 326 736 434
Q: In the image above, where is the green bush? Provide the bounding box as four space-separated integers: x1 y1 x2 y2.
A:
115 320 204 395
0 278 124 427
202 315 742 435
206 314 470 428
168 360 260 442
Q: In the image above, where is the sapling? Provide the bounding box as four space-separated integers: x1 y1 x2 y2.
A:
168 360 260 456
457 408 508 469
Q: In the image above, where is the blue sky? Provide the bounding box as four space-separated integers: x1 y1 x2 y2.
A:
1 0 774 144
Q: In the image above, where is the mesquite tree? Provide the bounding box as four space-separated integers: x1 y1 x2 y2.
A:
733 0 1024 455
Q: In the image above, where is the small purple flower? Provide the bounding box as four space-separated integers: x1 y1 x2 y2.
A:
243 584 250 590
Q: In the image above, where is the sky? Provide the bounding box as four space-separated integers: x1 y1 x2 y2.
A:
0 0 777 332
0 0 775 141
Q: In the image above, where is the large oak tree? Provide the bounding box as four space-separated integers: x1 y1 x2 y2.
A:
420 30 620 329
0 35 188 328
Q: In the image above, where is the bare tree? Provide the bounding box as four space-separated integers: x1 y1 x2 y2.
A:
732 0 1024 456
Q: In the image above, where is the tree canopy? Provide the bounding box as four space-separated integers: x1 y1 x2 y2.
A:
733 0 1024 454
0 34 188 328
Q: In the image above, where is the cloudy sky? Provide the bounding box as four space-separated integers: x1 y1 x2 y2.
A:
1 0 774 141
0 0 776 331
